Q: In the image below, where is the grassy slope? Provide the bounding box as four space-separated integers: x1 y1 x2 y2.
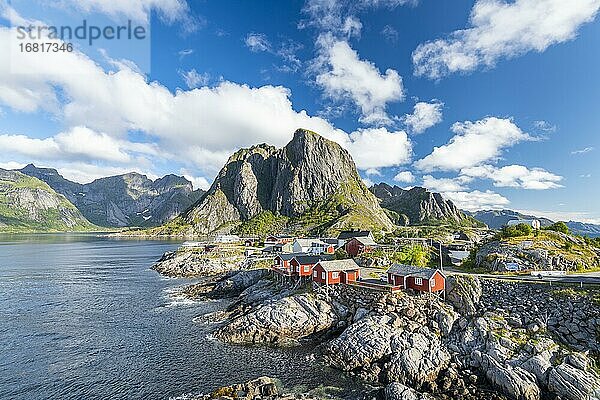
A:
0 174 99 233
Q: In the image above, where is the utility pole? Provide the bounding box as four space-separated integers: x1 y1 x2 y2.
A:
439 241 443 271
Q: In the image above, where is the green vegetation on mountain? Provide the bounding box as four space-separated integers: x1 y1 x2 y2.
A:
0 169 97 233
150 129 394 237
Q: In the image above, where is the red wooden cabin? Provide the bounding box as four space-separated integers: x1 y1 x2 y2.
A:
273 253 306 274
290 255 334 277
345 236 377 257
386 264 446 293
312 260 361 285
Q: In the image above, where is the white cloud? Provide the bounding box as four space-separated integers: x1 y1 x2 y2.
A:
414 117 531 172
245 33 271 52
422 175 472 192
362 177 375 187
393 171 415 183
179 168 211 191
442 190 510 211
0 161 26 170
179 69 210 89
571 146 594 155
381 25 399 42
314 34 404 125
533 120 557 132
345 128 412 170
461 164 563 190
403 101 443 134
58 0 198 28
413 0 600 79
365 168 382 176
0 127 157 164
0 26 412 181
178 49 194 58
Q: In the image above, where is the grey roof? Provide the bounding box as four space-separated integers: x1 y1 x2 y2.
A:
386 264 444 279
293 254 334 265
351 236 377 246
276 252 309 261
337 230 372 240
316 259 360 272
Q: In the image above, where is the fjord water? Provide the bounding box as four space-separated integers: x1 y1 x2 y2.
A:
0 235 349 400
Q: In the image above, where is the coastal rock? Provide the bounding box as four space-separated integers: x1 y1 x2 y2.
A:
445 275 482 317
212 269 270 297
325 315 397 371
152 250 241 277
386 329 450 388
479 354 540 400
384 382 433 400
214 293 339 345
194 376 320 400
547 362 600 400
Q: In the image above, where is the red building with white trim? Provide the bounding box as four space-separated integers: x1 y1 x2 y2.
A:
312 259 361 285
386 264 445 293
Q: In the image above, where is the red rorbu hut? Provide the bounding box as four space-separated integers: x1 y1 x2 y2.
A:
386 264 446 293
312 259 361 285
344 236 377 257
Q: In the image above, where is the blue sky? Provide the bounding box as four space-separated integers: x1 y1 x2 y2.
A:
0 0 599 223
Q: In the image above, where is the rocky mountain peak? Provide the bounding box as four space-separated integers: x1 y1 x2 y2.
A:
370 184 480 227
180 129 394 235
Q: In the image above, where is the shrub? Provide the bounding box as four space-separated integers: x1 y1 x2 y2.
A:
544 221 569 234
500 223 533 238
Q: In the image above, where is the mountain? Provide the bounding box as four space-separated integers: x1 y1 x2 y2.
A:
0 168 95 232
467 209 554 230
19 164 203 227
565 221 600 238
157 129 394 236
370 183 483 227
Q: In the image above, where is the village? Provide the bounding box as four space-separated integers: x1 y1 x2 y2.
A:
181 229 466 298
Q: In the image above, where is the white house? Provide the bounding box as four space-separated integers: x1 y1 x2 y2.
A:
214 234 241 243
506 219 541 230
292 238 332 254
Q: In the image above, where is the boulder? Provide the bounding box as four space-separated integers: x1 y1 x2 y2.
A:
384 382 434 400
445 275 482 316
215 293 339 345
325 315 397 371
548 362 600 400
386 330 450 388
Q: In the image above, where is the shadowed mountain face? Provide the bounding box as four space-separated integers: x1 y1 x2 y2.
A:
370 183 482 227
176 129 394 235
19 165 203 227
0 168 94 232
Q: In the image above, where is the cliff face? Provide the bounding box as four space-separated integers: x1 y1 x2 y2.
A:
20 165 203 227
182 129 394 235
0 168 94 232
371 183 481 227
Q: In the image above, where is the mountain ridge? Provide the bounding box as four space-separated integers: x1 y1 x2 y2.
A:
370 183 483 227
0 168 96 232
156 129 394 236
19 164 203 228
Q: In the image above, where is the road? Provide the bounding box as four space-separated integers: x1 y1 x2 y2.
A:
445 268 600 286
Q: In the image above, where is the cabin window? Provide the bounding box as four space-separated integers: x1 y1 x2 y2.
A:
322 272 326 280
275 259 280 265
332 272 339 279
313 271 317 277
415 277 423 286
304 266 309 273
430 278 435 287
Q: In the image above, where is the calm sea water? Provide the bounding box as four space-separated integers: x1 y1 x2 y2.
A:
0 234 357 400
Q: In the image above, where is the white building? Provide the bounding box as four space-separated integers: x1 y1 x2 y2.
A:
506 219 541 230
214 234 241 243
292 238 331 254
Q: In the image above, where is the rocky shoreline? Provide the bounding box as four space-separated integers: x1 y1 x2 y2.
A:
155 256 600 400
